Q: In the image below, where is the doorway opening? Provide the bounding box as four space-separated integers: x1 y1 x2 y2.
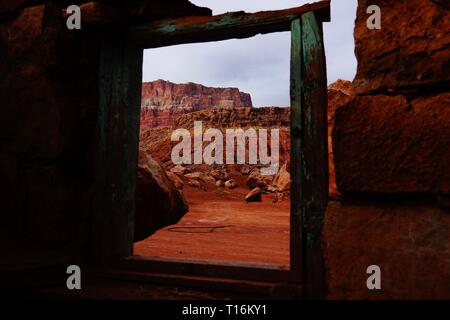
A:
134 34 292 268
94 2 330 298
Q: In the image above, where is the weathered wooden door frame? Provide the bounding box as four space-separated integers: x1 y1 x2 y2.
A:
93 1 330 299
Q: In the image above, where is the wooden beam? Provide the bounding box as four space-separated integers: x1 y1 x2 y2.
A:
92 34 143 263
130 1 330 48
289 18 304 285
115 256 290 283
299 11 329 299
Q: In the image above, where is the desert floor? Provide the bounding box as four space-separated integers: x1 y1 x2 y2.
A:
134 174 290 268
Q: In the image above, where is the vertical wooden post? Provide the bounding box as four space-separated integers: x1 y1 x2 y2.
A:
290 18 304 284
290 12 328 298
301 11 328 299
92 35 143 263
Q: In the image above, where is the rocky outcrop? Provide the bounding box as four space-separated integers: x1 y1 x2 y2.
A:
270 163 290 192
135 150 189 242
174 106 289 129
140 81 352 199
327 80 354 197
140 106 291 170
141 80 253 128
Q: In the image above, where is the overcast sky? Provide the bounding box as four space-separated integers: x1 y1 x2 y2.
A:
142 0 358 107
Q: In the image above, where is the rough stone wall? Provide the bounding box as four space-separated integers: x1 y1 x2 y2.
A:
0 4 99 258
0 1 211 262
325 0 450 299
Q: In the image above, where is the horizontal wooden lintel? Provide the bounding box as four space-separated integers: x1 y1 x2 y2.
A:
130 1 331 48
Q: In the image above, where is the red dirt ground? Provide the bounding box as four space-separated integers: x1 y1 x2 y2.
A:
134 174 290 268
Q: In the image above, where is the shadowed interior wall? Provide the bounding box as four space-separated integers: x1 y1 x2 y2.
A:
0 0 211 263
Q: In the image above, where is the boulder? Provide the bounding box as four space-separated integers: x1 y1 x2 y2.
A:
327 80 354 197
246 169 273 190
135 151 188 242
270 163 290 192
245 187 262 202
166 171 183 190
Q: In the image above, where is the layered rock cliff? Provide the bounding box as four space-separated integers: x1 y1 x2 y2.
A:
139 80 353 198
141 80 253 128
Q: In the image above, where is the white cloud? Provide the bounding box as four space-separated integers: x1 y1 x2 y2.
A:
142 0 357 107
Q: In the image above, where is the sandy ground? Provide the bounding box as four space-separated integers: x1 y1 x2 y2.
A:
134 175 290 267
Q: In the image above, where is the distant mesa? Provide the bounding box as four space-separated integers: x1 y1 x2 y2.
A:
141 79 253 128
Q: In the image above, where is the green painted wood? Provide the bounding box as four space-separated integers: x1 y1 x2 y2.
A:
130 1 330 49
93 3 329 298
289 18 304 284
93 35 143 262
299 11 329 299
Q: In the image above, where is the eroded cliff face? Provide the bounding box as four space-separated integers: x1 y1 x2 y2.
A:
140 80 253 128
139 80 352 199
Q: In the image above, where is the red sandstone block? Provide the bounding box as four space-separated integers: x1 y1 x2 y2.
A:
333 93 450 194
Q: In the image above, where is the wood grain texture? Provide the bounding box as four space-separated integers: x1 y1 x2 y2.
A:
290 18 304 284
300 11 328 299
130 1 330 48
92 35 143 263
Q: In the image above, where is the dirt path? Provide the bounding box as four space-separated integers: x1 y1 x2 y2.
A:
134 180 290 267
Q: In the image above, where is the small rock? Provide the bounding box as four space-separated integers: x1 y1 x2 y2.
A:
272 191 288 203
247 168 273 190
216 180 225 187
185 172 202 179
245 187 262 202
188 180 202 189
166 171 183 190
210 168 229 181
185 172 215 184
225 179 237 189
270 163 290 192
240 165 252 175
170 165 186 175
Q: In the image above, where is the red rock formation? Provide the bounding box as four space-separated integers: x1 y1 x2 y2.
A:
140 106 291 171
334 93 450 194
140 80 253 128
326 0 450 300
139 80 352 198
334 1 450 195
353 0 450 93
327 80 354 198
135 150 189 242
